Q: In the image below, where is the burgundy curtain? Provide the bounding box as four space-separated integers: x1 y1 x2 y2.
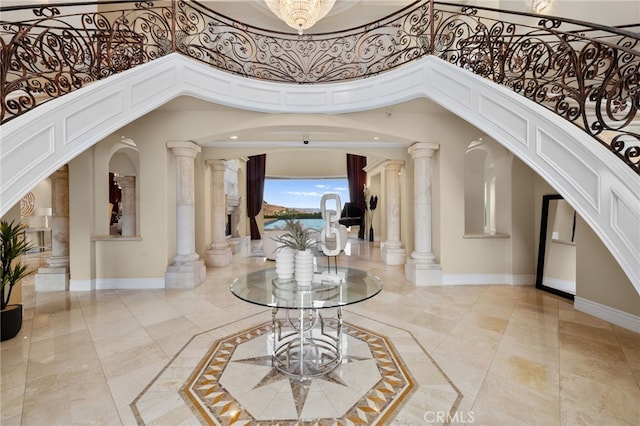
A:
108 172 121 226
247 154 266 240
346 154 367 239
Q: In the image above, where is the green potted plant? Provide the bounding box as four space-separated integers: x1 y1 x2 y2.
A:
273 218 316 251
273 218 317 286
1 219 34 341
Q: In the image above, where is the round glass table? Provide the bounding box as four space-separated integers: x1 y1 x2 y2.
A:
230 267 382 379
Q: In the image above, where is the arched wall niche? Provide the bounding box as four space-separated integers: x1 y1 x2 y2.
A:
107 140 140 236
464 138 512 237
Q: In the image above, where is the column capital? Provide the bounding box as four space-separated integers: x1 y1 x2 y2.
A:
384 159 405 172
408 142 440 159
167 141 201 158
206 159 227 171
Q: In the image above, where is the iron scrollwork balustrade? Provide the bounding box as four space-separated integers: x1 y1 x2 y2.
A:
1 1 638 174
1 1 173 123
432 3 639 174
173 0 429 83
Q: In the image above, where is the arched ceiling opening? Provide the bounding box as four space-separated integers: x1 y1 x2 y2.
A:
154 96 450 150
2 55 637 292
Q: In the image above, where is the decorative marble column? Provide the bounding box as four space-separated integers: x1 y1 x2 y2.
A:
405 143 443 285
115 175 136 237
35 165 70 291
205 160 232 267
381 160 406 265
165 141 206 289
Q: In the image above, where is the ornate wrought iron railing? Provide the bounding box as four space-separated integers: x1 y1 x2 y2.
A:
1 0 638 173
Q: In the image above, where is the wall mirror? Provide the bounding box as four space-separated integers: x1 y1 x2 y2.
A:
536 194 576 300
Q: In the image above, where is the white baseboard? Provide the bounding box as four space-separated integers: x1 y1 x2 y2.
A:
69 278 165 291
574 297 640 333
443 274 535 286
69 280 93 291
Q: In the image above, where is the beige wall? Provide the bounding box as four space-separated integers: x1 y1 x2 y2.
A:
509 158 536 276
576 216 640 316
53 97 637 310
437 122 533 275
533 175 639 314
71 103 469 279
68 116 174 282
266 150 348 178
68 150 95 282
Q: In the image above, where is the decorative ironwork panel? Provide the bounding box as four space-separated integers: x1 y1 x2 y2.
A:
1 2 172 122
173 0 431 84
433 4 639 173
1 1 638 173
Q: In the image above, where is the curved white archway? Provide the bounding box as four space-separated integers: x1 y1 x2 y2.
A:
1 53 638 291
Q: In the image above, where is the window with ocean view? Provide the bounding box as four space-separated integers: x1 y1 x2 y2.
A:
263 178 349 229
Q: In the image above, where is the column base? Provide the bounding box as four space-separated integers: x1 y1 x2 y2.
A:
205 245 232 267
405 259 443 286
35 268 69 292
228 236 251 255
381 243 406 265
165 260 206 289
47 256 70 269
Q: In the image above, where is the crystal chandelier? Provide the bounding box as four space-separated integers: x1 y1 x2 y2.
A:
265 0 336 35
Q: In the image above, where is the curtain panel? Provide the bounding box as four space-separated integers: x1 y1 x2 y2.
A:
246 154 266 240
346 154 367 239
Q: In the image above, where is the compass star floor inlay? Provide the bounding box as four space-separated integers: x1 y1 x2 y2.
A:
131 311 462 425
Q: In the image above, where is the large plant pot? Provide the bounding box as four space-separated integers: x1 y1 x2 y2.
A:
294 249 314 288
275 247 295 280
1 304 23 341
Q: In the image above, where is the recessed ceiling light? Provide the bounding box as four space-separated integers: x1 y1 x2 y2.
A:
230 135 238 140
373 136 379 140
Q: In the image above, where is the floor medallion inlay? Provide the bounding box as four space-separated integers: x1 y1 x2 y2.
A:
182 320 415 424
131 311 462 425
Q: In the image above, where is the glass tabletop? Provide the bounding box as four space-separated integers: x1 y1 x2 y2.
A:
230 267 382 309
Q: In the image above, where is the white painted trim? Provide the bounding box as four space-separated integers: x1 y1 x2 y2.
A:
69 278 165 291
69 280 94 291
443 274 535 285
542 277 576 294
2 53 638 292
574 296 640 333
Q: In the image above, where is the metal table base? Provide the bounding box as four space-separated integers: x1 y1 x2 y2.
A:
271 307 343 380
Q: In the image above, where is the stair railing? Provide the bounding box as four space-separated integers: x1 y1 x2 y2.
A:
1 0 637 173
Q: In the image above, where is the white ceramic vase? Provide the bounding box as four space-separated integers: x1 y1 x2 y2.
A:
294 249 314 287
275 247 295 281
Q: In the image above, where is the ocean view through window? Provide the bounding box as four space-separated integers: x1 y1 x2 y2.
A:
263 177 349 228
264 218 327 230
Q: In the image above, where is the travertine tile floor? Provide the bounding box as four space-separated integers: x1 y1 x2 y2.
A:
1 240 639 425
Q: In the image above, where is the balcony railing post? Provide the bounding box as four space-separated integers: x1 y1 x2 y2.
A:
430 0 435 55
171 0 176 53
